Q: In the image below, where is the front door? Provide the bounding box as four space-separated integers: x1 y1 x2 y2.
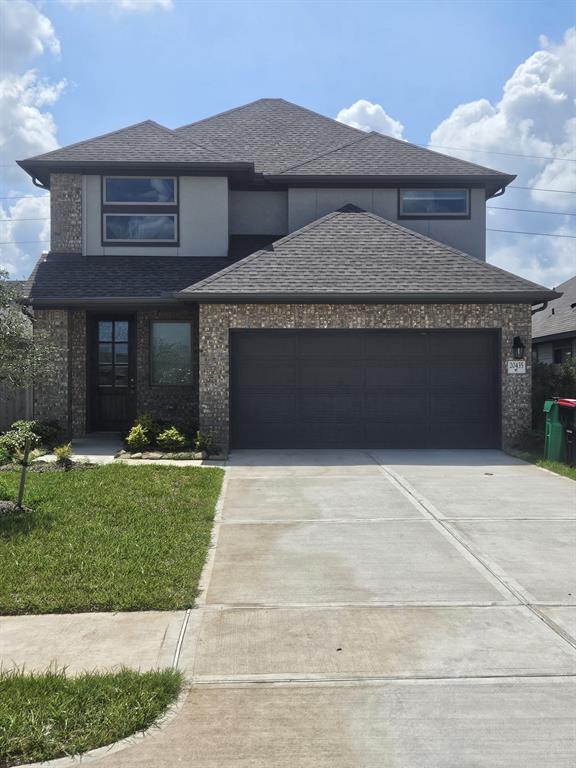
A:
89 316 136 431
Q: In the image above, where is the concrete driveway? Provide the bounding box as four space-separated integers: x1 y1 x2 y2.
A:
51 450 576 766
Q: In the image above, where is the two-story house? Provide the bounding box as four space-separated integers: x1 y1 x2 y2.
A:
18 98 557 450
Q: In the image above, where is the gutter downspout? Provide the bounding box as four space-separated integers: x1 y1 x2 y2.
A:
531 301 548 317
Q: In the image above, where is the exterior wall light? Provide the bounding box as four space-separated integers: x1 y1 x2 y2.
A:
512 336 525 360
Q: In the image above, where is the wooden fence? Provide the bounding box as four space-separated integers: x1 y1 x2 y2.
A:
0 384 33 431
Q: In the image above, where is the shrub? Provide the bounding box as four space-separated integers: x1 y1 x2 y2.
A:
54 443 73 469
0 445 12 466
157 426 187 452
11 419 62 446
125 424 151 452
194 430 216 456
533 359 576 429
0 479 9 500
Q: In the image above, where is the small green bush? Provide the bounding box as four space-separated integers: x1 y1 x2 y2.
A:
54 443 73 470
194 430 216 455
0 479 9 500
0 445 12 466
125 424 151 452
11 419 61 446
157 426 187 452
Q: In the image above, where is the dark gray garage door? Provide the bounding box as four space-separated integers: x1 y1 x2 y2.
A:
230 330 500 449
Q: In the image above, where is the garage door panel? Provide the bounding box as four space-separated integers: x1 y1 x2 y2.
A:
233 332 297 356
429 361 493 387
300 360 364 386
299 333 363 356
230 330 499 449
300 391 363 421
366 362 429 386
365 392 428 420
234 391 297 422
236 362 297 387
430 332 494 356
365 334 427 356
430 393 493 421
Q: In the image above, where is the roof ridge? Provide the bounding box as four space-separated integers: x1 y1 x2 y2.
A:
276 133 370 174
18 119 159 163
184 209 348 293
175 98 278 132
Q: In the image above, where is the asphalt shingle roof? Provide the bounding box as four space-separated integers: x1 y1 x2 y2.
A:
276 130 510 178
19 99 514 186
19 120 235 166
532 275 576 340
24 253 241 303
181 204 556 302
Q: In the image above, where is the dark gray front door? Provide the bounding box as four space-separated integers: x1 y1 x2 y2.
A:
89 316 136 431
230 329 500 449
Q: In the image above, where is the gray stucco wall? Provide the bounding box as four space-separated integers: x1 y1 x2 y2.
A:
229 190 288 235
198 302 531 450
288 187 487 259
83 175 229 256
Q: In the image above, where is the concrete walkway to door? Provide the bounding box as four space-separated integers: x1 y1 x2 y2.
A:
68 450 576 767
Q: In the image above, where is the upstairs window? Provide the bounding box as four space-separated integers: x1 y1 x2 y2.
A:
399 189 469 218
104 177 176 204
102 177 178 244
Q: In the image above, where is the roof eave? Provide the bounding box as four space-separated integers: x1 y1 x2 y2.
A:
17 159 255 187
264 173 516 191
177 289 559 304
25 295 180 308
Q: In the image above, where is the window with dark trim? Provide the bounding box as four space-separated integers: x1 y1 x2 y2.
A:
399 189 469 217
553 344 572 365
102 176 179 244
150 322 193 385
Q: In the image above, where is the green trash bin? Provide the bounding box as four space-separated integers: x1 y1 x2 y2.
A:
543 399 566 462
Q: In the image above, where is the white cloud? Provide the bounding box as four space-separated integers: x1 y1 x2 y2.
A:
60 0 173 11
0 0 60 73
336 99 404 139
0 0 64 277
430 28 576 287
431 28 576 211
0 196 50 276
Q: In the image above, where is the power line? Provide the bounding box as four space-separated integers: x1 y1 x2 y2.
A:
0 217 49 222
0 240 49 245
424 144 575 163
487 228 576 239
508 185 575 194
487 206 576 216
0 195 49 201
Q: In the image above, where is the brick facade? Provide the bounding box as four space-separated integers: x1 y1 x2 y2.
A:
198 302 532 450
33 307 197 437
50 173 82 252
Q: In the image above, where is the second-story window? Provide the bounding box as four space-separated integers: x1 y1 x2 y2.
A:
399 189 469 218
102 176 178 244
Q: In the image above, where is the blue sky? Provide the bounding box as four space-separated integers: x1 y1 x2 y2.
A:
1 0 575 284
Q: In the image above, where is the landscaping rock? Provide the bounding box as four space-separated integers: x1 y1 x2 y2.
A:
193 451 207 460
143 452 163 460
131 452 143 459
0 500 32 517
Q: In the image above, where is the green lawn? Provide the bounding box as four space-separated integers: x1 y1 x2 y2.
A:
0 464 223 614
535 458 576 481
0 667 182 767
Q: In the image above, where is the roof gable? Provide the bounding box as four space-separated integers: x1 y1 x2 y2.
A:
18 120 232 166
181 204 555 302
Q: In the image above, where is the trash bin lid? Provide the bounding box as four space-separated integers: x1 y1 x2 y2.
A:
557 398 576 408
543 400 555 413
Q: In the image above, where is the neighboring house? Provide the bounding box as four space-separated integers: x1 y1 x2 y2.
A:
532 275 576 365
0 281 33 430
18 98 557 450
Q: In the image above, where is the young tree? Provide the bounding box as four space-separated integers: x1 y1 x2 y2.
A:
0 269 54 387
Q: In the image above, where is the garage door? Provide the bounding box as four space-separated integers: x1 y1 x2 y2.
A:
230 330 500 449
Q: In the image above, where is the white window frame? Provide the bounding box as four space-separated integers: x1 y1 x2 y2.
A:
103 176 178 205
103 213 178 243
399 188 470 218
